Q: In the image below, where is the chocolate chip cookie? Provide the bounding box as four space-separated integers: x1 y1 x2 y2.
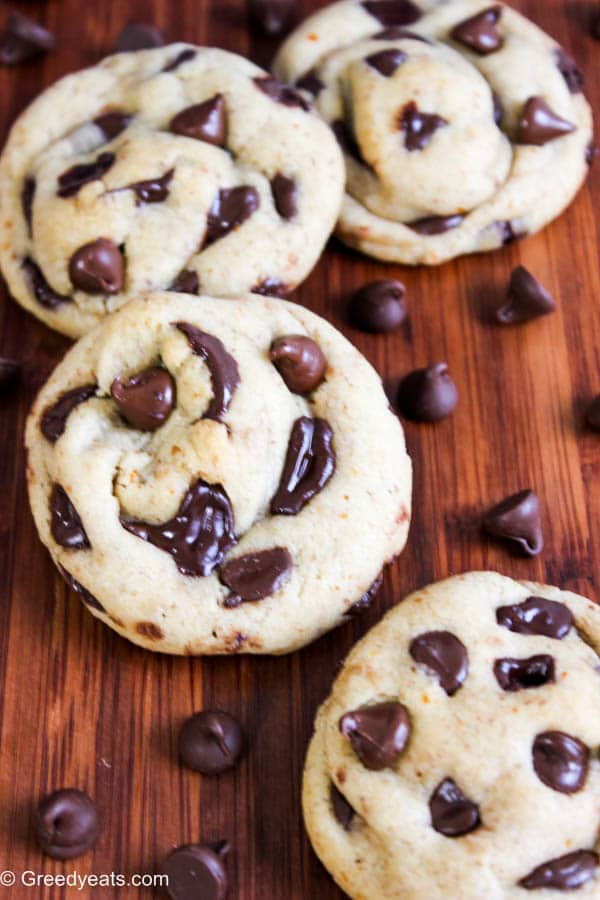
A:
274 1 593 265
303 571 600 898
0 45 344 337
25 291 411 654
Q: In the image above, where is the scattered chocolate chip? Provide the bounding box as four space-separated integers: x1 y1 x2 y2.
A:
520 851 598 891
517 96 576 146
136 621 164 641
205 186 260 245
270 417 336 515
22 176 35 234
175 322 239 421
397 363 458 422
429 778 480 837
162 842 229 900
0 12 54 66
399 101 447 151
162 48 197 73
496 596 573 639
483 489 543 556
555 48 584 94
34 789 99 860
247 0 294 35
170 95 227 146
366 48 406 75
252 277 290 297
221 547 292 606
494 655 555 692
451 6 502 54
170 269 200 294
57 152 115 199
179 710 243 775
254 76 310 111
374 26 429 41
111 366 175 431
332 119 365 165
121 478 236 577
41 384 97 442
60 567 105 613
586 395 600 429
347 573 383 616
69 238 124 294
496 266 556 324
50 486 90 550
271 173 298 219
127 168 174 204
349 279 407 334
492 91 503 126
295 70 324 97
113 22 164 53
93 111 132 141
497 219 525 245
410 631 468 695
270 335 327 394
339 701 411 770
0 358 20 387
22 258 71 309
532 732 589 794
330 783 355 829
362 1 422 26
407 214 464 235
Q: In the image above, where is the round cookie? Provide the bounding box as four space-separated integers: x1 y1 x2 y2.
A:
274 1 593 265
25 291 411 655
0 45 344 338
303 571 600 898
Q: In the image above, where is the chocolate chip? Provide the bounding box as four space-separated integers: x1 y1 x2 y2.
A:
497 219 525 245
0 12 54 66
399 101 447 151
254 76 310 111
0 358 20 388
270 417 336 515
339 701 411 770
57 152 115 199
162 842 229 900
496 266 556 325
41 384 97 442
271 174 298 219
496 596 573 639
451 6 502 54
349 279 407 333
93 111 132 141
170 269 200 294
492 91 503 126
22 258 71 309
121 478 236 577
69 238 124 294
410 631 468 695
520 850 598 890
205 187 260 245
332 120 366 165
517 96 576 146
397 363 458 422
136 621 164 641
163 48 197 73
50 486 90 550
362 1 422 26
295 70 324 97
113 23 164 53
175 322 239 422
494 655 555 692
252 277 290 298
34 789 99 860
270 335 327 394
170 95 227 146
429 778 480 837
346 573 383 616
247 0 294 35
406 214 463 235
532 732 589 794
586 142 598 166
366 48 406 75
22 176 35 234
330 783 355 829
555 48 584 95
221 547 292 607
60 567 105 613
586 395 600 429
179 710 243 775
127 168 174 204
111 366 175 431
483 489 543 556
374 27 429 41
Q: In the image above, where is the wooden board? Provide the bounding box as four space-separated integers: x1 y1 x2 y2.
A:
0 0 598 896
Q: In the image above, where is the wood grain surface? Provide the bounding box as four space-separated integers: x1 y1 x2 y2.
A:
0 0 598 896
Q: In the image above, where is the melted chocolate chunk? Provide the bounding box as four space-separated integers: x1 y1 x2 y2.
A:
349 279 407 333
163 48 197 73
296 70 324 97
555 48 584 95
162 842 229 900
347 573 383 616
483 489 543 556
532 732 589 794
111 366 175 431
451 6 503 54
60 567 105 613
374 27 429 41
221 547 292 606
22 258 72 309
93 111 132 141
252 278 290 298
127 168 174 204
270 417 336 515
397 363 458 421
57 152 115 198
494 655 555 692
22 176 35 234
41 384 97 442
407 214 463 235
113 22 164 53
254 76 310 111
69 238 124 294
205 186 260 245
496 266 556 324
178 710 244 775
330 783 355 830
496 596 573 639
170 269 200 294
339 701 411 770
429 778 480 837
497 219 525 245
271 173 298 219
170 95 227 146
34 790 100 860
362 1 422 26
270 335 327 394
399 101 447 151
51 486 90 550
247 0 295 35
517 97 576 146
410 631 468 695
0 358 20 387
0 12 55 65
121 478 236 577
366 48 406 76
520 851 598 890
175 322 239 422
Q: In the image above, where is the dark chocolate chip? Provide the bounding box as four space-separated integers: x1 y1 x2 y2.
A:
252 277 290 298
0 358 20 387
397 363 458 422
496 596 573 639
51 486 90 550
520 850 598 890
497 219 525 245
366 48 406 75
111 366 175 431
532 731 589 794
339 701 411 770
494 655 555 692
410 631 468 695
555 48 584 95
483 489 543 556
332 119 366 165
271 173 298 219
93 111 132 141
135 621 164 640
586 395 600 429
247 0 294 35
429 778 480 837
34 789 99 860
121 478 236 577
162 842 229 900
451 6 502 54
296 70 324 97
270 335 327 394
41 384 97 442
162 48 197 73
221 547 292 606
330 783 355 829
22 176 35 234
362 1 422 26
270 417 336 515
60 567 105 613
492 91 503 126
69 238 124 294
517 96 576 146
170 269 200 294
57 152 115 199
347 573 383 616
175 322 239 422
127 168 174 204
374 27 429 41
406 214 464 235
399 101 447 151
349 279 407 333
496 266 556 324
179 710 243 775
22 258 71 309
113 23 164 53
254 76 310 111
205 186 260 245
170 95 227 146
0 12 54 66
